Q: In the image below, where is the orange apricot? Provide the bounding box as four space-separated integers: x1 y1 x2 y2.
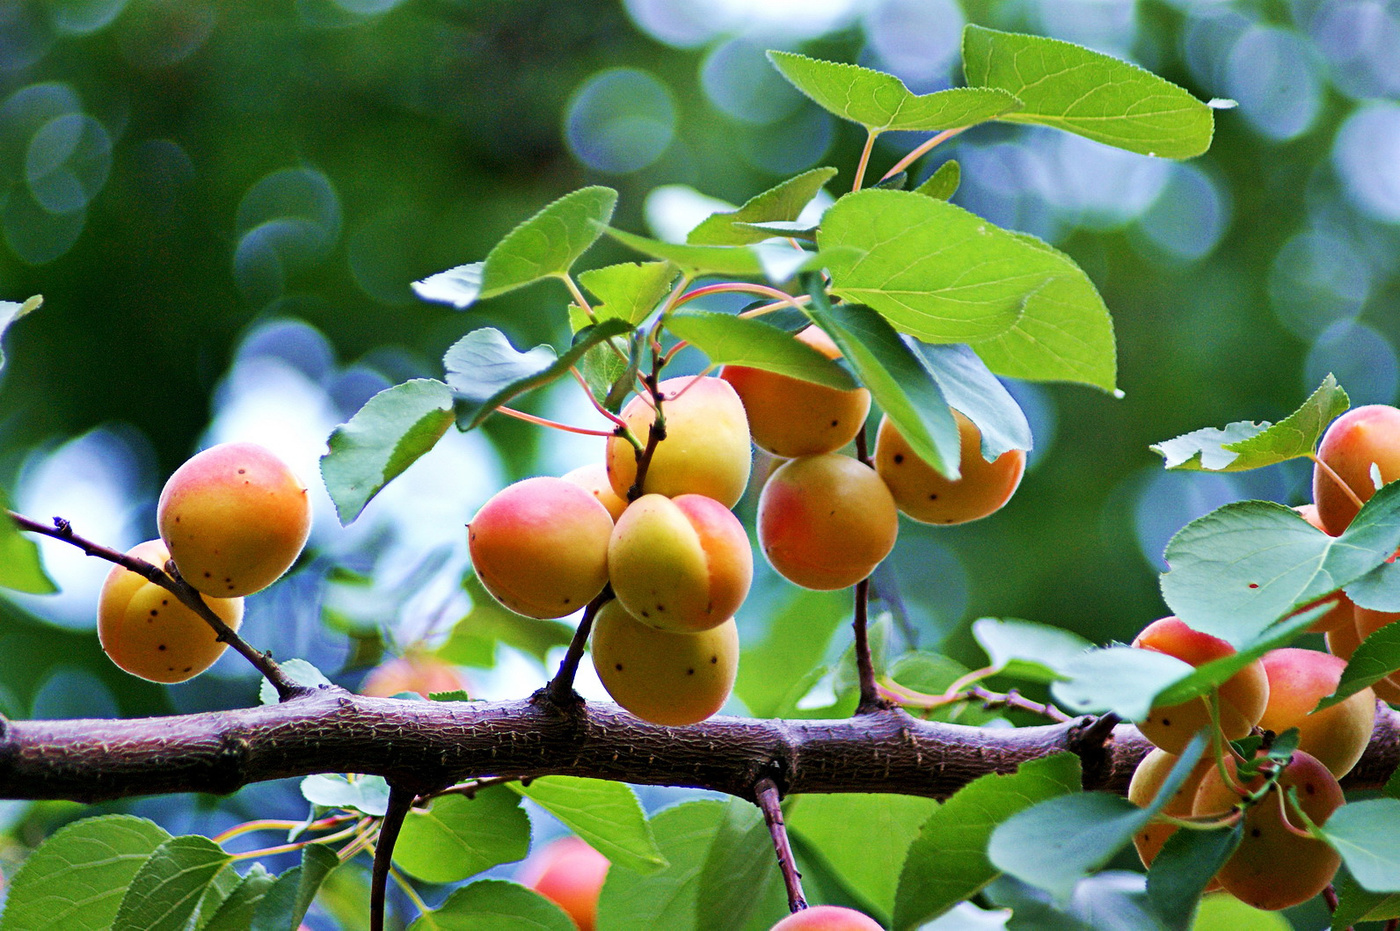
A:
1127 748 1216 870
562 463 629 522
769 905 885 930
518 835 610 931
873 412 1024 525
1312 404 1400 534
1257 648 1375 778
360 653 467 699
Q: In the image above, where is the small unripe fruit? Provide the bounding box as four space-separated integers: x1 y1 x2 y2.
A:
1313 404 1400 534
607 493 752 633
562 463 629 522
590 600 738 726
98 540 244 683
1257 648 1375 778
758 453 898 590
469 476 614 619
360 654 467 699
769 905 885 930
605 376 752 508
720 326 871 459
157 442 311 597
873 412 1025 525
1127 748 1216 870
518 836 609 931
1132 616 1269 754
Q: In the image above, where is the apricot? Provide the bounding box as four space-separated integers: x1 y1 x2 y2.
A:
757 453 898 590
468 476 613 619
518 835 609 931
1127 748 1216 870
1257 648 1375 778
97 540 244 683
607 493 752 633
719 325 871 459
157 442 311 597
1192 750 1343 911
590 600 738 726
1350 607 1400 704
1131 616 1270 754
873 411 1024 525
769 905 885 930
562 463 629 522
360 653 467 699
1291 505 1355 633
1312 404 1400 534
605 376 752 508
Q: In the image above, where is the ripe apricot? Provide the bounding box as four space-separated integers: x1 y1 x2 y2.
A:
1192 750 1343 911
468 476 613 619
1131 616 1270 754
1291 505 1355 633
590 600 738 726
360 653 466 699
562 463 629 522
719 325 871 459
1351 607 1400 704
157 441 311 597
1257 648 1375 778
518 835 609 931
1127 748 1216 870
1312 404 1400 534
873 411 1024 525
605 376 752 508
757 453 898 590
769 905 885 930
607 493 752 633
97 540 244 683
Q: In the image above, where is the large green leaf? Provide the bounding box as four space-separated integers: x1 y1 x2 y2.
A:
971 617 1092 684
0 294 41 373
1321 621 1400 710
393 787 530 884
919 343 1032 459
409 881 575 931
1146 823 1242 931
1316 799 1400 893
961 25 1215 158
198 865 277 931
0 489 58 594
479 186 617 296
249 844 340 931
577 261 678 325
687 167 838 245
733 588 850 718
693 800 787 931
664 310 857 389
300 773 391 817
767 51 1021 132
1151 375 1349 471
892 754 1080 930
511 777 667 874
321 378 456 525
0 815 170 931
112 835 231 931
1331 868 1400 930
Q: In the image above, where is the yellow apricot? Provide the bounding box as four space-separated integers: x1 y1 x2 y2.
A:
1313 404 1400 534
97 540 244 683
562 463 629 522
1257 648 1375 778
605 376 752 508
757 453 897 590
157 442 311 597
720 326 871 459
1127 748 1216 871
468 476 614 619
590 600 738 726
607 493 752 633
873 412 1024 525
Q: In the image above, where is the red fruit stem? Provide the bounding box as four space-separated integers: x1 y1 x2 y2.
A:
672 282 810 313
540 587 614 708
494 406 617 438
370 783 416 931
880 126 969 183
1310 454 1368 511
755 776 807 913
852 129 879 192
569 367 630 430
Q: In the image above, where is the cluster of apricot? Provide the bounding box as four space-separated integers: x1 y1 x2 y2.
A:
96 442 311 683
467 325 1026 727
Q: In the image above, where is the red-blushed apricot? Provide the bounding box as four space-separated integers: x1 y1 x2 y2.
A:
1127 748 1217 871
1131 617 1270 754
1257 648 1375 778
98 540 244 683
769 905 885 930
468 476 613 619
157 442 311 597
1192 750 1344 911
517 835 609 931
873 412 1025 525
720 326 871 459
607 493 752 633
360 653 467 699
757 453 898 590
562 463 629 522
590 600 738 726
1313 404 1400 534
1351 606 1400 704
605 376 752 508
1291 505 1356 633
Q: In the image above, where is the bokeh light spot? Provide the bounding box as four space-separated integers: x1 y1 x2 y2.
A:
1305 320 1399 406
701 39 803 124
1268 229 1370 339
1224 24 1323 141
1332 101 1400 223
565 69 676 174
24 113 112 214
1133 162 1230 263
863 0 965 85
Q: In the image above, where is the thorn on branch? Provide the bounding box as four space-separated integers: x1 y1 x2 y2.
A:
755 776 806 913
370 783 417 931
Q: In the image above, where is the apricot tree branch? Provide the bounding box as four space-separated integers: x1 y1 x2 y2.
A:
755 776 806 912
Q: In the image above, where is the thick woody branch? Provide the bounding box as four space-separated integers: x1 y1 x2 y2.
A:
1 693 1397 805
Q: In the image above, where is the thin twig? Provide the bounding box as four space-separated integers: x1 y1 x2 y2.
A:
370 783 416 931
420 774 522 802
852 577 887 714
878 681 1072 724
755 777 806 913
539 588 613 708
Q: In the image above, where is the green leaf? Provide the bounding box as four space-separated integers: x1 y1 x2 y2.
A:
1320 621 1400 711
767 50 1021 132
789 794 937 919
687 168 838 245
300 773 391 817
321 378 456 525
393 787 531 884
733 588 851 718
919 344 1032 459
664 311 857 390
258 658 332 705
913 161 960 201
443 319 633 430
1160 482 1400 644
511 777 667 874
1146 823 1242 931
694 799 787 931
408 880 576 931
892 754 1080 930
0 294 41 373
971 617 1092 683
199 865 277 931
1193 894 1289 931
0 815 170 931
440 576 576 668
961 25 1215 158
249 844 340 931
112 835 232 931
484 186 617 298
0 490 58 594
1331 867 1400 930
577 261 677 325
602 226 764 277
1315 799 1400 892
1151 375 1349 471
1344 559 1400 611
804 286 961 479
413 263 484 309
